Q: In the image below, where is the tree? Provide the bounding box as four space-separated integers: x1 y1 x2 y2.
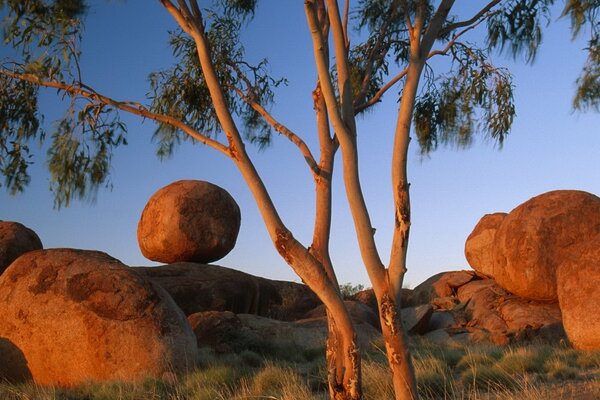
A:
1 1 598 399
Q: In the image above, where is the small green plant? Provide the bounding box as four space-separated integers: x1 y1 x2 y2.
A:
339 282 366 299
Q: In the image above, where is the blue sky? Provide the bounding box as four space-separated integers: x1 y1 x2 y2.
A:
1 1 598 287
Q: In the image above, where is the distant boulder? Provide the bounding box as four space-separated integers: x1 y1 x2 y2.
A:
138 180 241 264
491 190 600 300
464 213 507 278
557 236 600 350
0 221 42 274
187 311 242 352
0 249 196 386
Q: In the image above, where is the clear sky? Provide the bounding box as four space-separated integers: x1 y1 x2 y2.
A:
1 1 598 288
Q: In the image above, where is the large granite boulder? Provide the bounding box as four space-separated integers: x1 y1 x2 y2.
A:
0 221 43 273
464 213 507 277
492 190 600 300
557 236 600 350
138 180 241 264
0 249 196 386
187 311 242 351
135 263 282 317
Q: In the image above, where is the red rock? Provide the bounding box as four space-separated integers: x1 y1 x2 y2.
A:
401 304 433 334
0 249 196 386
464 213 507 277
0 221 42 273
556 236 600 350
492 190 600 300
137 180 241 264
412 270 477 305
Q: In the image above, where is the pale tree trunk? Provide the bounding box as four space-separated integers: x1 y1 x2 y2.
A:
310 83 362 399
162 4 361 398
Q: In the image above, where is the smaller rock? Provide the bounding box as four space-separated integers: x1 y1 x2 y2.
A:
401 304 433 334
428 311 456 331
464 213 507 277
0 221 43 273
412 270 476 305
431 296 459 311
187 311 242 352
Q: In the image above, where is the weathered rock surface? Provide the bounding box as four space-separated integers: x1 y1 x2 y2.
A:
412 270 477 305
0 249 197 386
0 221 43 274
304 300 380 330
187 311 242 352
138 180 241 264
492 190 600 300
136 263 282 317
464 213 507 278
401 304 433 334
236 314 380 352
557 236 600 350
268 279 321 321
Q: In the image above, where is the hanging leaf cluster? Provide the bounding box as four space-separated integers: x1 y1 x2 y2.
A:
148 6 284 157
414 45 515 155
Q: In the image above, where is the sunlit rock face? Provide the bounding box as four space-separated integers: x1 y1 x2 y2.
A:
137 180 241 264
491 190 600 301
557 236 600 350
0 249 197 387
464 212 507 278
0 221 43 274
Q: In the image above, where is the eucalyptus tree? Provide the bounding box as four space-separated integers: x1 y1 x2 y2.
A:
1 1 598 399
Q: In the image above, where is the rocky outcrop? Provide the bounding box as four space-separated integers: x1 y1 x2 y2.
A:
267 280 321 321
137 180 241 264
464 213 507 278
0 221 43 274
491 190 600 301
557 236 600 350
136 263 283 317
0 249 196 386
412 270 477 305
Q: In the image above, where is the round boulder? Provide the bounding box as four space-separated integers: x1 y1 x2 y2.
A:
492 190 600 300
138 180 241 263
556 236 600 350
464 213 507 277
0 221 43 273
0 249 197 386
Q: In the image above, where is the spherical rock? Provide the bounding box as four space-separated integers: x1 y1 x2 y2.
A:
492 190 600 300
0 221 43 274
464 213 507 277
556 236 600 350
0 249 197 386
138 180 241 263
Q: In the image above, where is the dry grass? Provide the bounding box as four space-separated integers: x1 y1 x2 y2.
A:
1 341 599 400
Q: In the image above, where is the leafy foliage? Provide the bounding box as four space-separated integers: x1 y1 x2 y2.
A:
0 74 40 194
414 46 515 155
563 0 600 110
487 0 556 63
148 9 284 158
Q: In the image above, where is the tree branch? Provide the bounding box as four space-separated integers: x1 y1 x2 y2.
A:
439 0 501 37
160 0 195 36
421 0 455 56
354 67 409 114
228 82 321 178
0 69 230 155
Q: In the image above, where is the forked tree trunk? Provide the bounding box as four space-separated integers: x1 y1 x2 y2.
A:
375 279 418 399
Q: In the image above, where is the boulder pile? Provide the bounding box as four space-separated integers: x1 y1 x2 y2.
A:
465 190 600 349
